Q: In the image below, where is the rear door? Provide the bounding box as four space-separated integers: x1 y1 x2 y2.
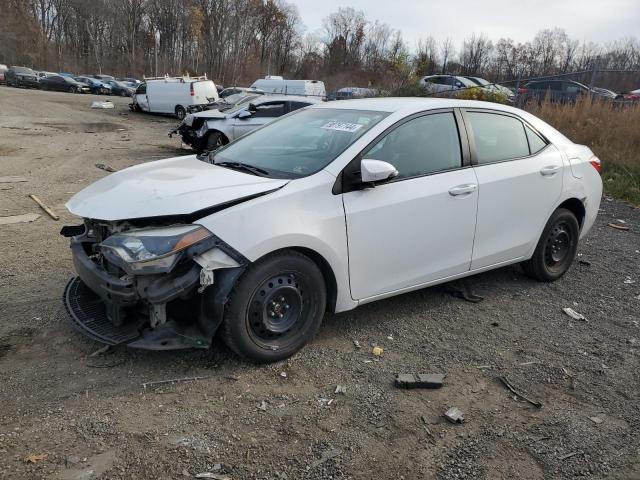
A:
233 101 287 138
135 83 149 111
463 109 564 269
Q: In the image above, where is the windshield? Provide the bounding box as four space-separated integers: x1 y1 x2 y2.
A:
213 108 389 179
13 67 33 74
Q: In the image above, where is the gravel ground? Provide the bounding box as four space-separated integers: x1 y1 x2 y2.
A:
0 86 639 480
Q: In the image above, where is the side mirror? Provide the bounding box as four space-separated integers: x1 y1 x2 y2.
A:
238 110 252 119
360 159 398 184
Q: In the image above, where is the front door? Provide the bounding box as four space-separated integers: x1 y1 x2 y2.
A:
233 101 287 139
342 110 479 300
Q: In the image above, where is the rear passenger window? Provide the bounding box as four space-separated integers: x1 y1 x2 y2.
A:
525 125 547 154
365 112 462 179
253 102 286 118
467 112 529 163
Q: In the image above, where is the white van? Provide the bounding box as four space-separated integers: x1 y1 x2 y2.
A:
133 76 219 119
250 77 326 98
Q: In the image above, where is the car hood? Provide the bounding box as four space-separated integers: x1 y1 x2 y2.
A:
66 155 288 221
183 109 227 127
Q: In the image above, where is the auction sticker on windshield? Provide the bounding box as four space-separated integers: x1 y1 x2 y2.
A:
321 121 364 133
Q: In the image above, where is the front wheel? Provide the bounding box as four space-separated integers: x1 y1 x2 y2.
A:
221 251 326 363
203 131 227 153
175 105 186 120
522 208 580 282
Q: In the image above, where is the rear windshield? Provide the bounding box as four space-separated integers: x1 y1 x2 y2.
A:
213 108 389 179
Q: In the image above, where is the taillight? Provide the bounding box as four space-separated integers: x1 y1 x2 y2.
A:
589 156 601 174
190 83 194 96
518 87 527 94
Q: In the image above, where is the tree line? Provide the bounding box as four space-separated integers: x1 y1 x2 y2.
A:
1 1 639 91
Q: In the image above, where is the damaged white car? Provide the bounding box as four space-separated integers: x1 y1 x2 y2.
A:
62 98 602 362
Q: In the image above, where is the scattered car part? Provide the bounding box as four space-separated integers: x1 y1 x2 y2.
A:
562 307 586 321
395 373 445 389
28 194 58 220
443 407 465 424
498 376 543 408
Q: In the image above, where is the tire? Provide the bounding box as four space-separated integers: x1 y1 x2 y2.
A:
68 85 76 93
120 90 128 97
221 251 326 363
175 105 187 120
204 131 227 153
522 208 580 282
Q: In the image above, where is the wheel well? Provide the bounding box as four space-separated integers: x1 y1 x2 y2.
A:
557 198 585 229
266 247 338 313
206 130 229 143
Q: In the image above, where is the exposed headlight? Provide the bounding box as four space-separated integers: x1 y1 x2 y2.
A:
100 225 212 274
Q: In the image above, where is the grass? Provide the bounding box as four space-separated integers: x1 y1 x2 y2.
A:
525 98 640 205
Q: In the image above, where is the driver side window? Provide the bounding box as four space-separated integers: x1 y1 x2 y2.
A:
365 112 462 180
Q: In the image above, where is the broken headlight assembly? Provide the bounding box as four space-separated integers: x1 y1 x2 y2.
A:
100 225 212 275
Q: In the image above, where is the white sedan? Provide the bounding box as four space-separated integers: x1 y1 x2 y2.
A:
63 98 602 362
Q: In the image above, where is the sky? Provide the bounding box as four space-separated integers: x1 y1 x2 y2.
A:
290 0 640 49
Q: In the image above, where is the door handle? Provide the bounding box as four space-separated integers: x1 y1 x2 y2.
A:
448 184 477 196
540 165 560 176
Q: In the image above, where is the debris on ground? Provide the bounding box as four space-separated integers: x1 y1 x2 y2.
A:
559 451 583 460
353 339 361 349
498 376 543 408
0 175 28 183
28 194 59 220
589 416 604 424
578 259 592 266
623 277 636 284
447 280 485 303
563 307 587 321
95 163 117 172
258 400 267 411
372 346 384 356
395 373 445 389
280 371 287 378
141 376 208 389
443 407 465 424
195 473 230 480
335 385 346 395
91 100 115 109
23 453 47 463
607 223 630 231
0 213 41 225
311 448 342 468
88 345 111 357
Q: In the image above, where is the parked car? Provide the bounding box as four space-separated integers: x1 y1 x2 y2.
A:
5 66 39 88
104 80 135 97
186 91 264 115
75 76 112 95
131 77 219 119
0 64 7 84
169 95 320 153
219 86 263 99
419 75 476 95
250 77 326 98
62 97 602 362
462 76 515 99
519 80 611 103
623 89 640 101
590 87 622 99
328 87 378 101
40 75 91 93
93 74 115 81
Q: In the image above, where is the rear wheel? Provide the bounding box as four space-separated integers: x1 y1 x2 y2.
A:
221 251 326 363
68 85 76 93
522 208 579 282
175 105 186 120
120 89 128 97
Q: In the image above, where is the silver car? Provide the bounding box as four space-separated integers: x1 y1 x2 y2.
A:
170 95 321 153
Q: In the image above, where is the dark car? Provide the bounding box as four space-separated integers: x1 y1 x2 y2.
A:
104 80 135 97
519 80 610 103
40 75 91 93
75 76 112 95
5 66 39 88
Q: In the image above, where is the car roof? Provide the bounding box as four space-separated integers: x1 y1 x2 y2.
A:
310 97 525 114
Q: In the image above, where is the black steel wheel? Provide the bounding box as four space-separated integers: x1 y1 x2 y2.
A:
222 251 326 362
522 208 579 282
175 105 186 120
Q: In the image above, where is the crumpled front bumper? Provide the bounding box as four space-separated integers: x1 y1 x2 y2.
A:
63 237 237 350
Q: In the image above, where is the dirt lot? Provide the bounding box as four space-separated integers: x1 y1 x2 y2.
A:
0 86 639 480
